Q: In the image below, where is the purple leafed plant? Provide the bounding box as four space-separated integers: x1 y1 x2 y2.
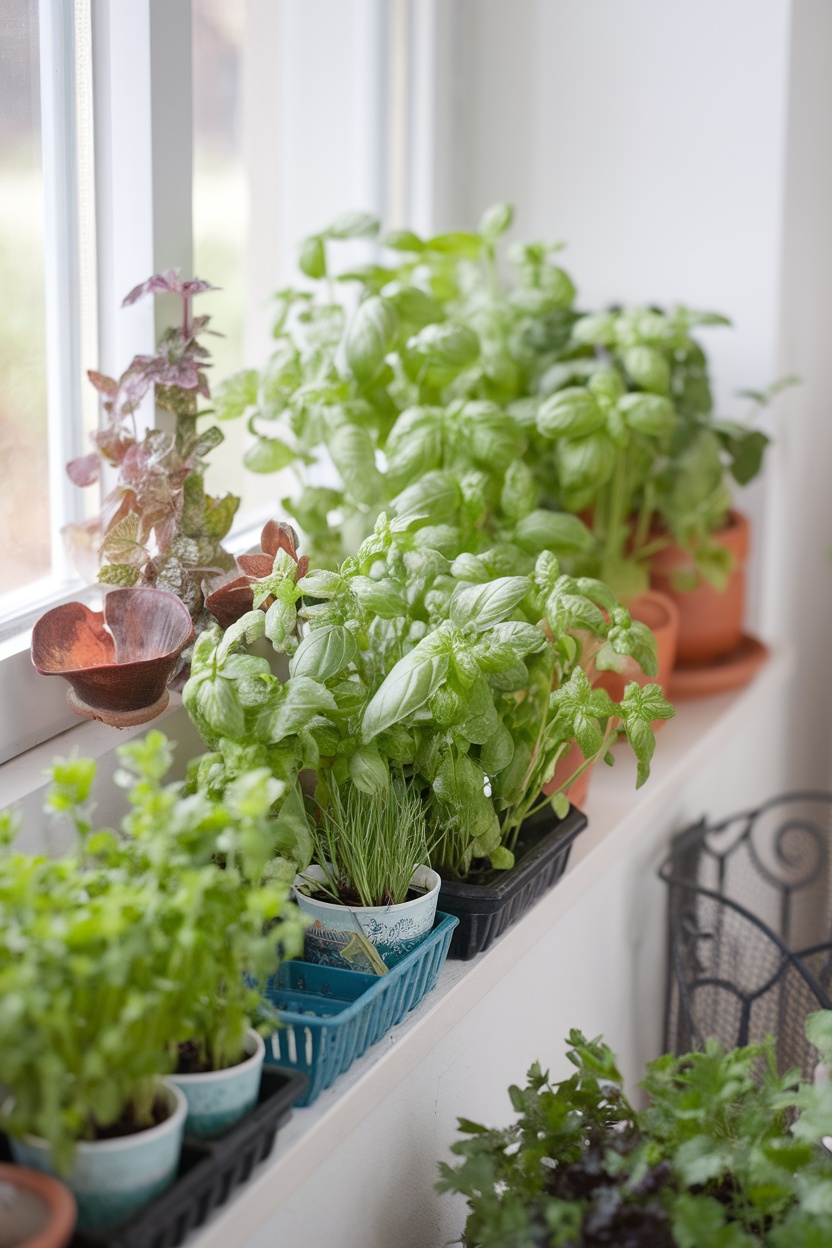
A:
65 269 240 618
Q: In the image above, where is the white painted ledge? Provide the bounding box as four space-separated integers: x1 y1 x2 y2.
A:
189 647 791 1248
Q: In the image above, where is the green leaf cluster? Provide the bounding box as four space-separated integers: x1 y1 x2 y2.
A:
0 733 303 1172
183 517 673 879
438 1018 832 1247
215 205 792 598
213 204 579 569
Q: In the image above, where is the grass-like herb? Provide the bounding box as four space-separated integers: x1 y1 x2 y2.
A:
303 775 434 908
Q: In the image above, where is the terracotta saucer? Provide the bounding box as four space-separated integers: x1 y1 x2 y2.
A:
669 634 769 699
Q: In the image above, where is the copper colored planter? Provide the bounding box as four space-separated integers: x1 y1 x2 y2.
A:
32 588 194 726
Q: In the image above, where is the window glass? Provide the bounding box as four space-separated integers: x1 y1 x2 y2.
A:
0 0 50 594
193 0 275 523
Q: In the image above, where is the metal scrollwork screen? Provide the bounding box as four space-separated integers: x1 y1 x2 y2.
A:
661 793 832 1077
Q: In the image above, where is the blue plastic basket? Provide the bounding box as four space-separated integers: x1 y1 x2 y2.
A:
262 911 458 1105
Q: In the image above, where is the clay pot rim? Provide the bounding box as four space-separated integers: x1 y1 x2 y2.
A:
31 589 194 679
627 587 681 635
0 1161 76 1248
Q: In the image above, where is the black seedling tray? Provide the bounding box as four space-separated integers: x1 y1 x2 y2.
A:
0 1066 306 1248
438 804 587 960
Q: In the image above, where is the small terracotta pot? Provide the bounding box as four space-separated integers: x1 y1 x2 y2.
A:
649 510 749 666
31 588 194 726
0 1163 76 1248
594 589 680 705
543 741 593 809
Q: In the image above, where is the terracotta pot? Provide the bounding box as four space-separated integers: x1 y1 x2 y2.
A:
649 510 749 666
0 1163 76 1248
543 741 593 809
31 587 194 726
594 589 680 704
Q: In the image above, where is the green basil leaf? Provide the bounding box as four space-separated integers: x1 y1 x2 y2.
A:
479 202 514 241
299 234 326 279
537 388 605 439
329 422 381 504
621 345 670 395
348 743 389 794
556 432 616 496
258 676 337 743
290 624 357 683
450 577 530 629
513 510 594 556
362 639 450 740
391 470 462 523
617 392 676 436
345 296 398 384
243 436 298 474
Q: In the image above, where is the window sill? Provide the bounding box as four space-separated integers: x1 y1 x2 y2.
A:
185 648 791 1248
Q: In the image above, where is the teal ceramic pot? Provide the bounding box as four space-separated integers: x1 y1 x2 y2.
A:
293 865 441 972
5 1081 186 1233
169 1028 265 1139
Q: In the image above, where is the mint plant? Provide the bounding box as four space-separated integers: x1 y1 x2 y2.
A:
439 1019 832 1247
184 516 672 879
65 269 239 616
0 732 302 1170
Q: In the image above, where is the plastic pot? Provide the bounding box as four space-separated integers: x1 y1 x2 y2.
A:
438 805 587 960
169 1029 265 1140
5 1083 187 1233
0 1163 75 1248
293 865 441 972
649 510 749 665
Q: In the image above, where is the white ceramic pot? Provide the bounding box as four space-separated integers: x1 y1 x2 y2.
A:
5 1082 186 1233
293 865 441 972
168 1028 265 1139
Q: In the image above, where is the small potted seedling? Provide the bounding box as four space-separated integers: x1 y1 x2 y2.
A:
0 806 189 1231
0 734 304 1227
80 732 306 1140
294 773 440 973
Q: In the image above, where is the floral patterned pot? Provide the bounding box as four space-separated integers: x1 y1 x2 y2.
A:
5 1082 186 1233
293 865 441 973
168 1029 265 1139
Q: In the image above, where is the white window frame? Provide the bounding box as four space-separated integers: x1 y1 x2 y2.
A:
0 0 196 763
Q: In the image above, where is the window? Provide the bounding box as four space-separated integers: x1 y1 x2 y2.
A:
0 0 95 625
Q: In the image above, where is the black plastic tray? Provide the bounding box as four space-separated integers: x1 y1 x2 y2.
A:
438 804 587 960
0 1066 307 1248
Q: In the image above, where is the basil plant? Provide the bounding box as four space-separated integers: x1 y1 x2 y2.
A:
541 306 792 592
212 204 579 567
184 514 672 879
0 733 302 1172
